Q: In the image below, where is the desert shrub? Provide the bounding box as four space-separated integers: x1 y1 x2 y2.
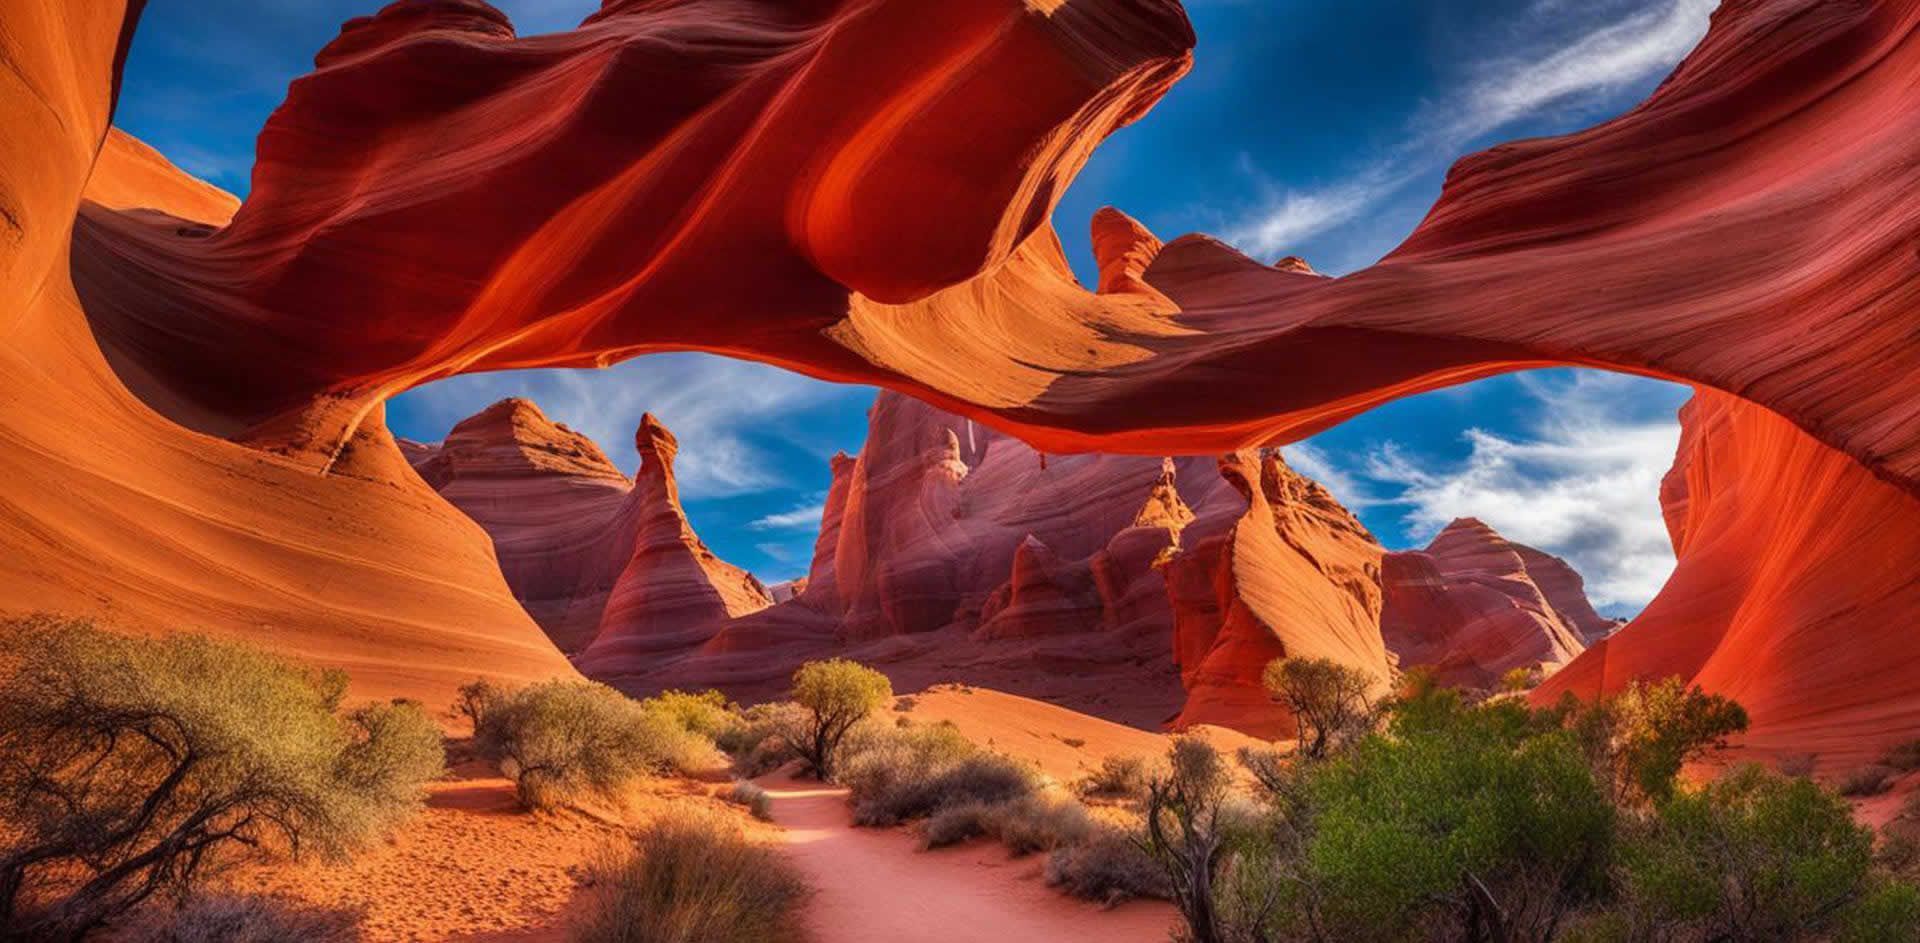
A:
1262 657 1378 759
724 780 773 822
575 812 808 943
924 796 1094 855
1619 764 1882 941
1139 737 1239 942
1500 665 1542 693
1883 739 1920 773
779 659 892 780
1046 827 1168 905
716 702 802 778
1838 765 1897 797
1836 880 1920 943
893 696 918 713
1299 716 1615 942
1078 753 1152 801
474 680 703 811
150 893 364 943
1777 752 1820 778
1061 737 1087 749
841 724 1039 827
454 677 503 730
641 689 740 742
1603 677 1750 804
0 617 441 940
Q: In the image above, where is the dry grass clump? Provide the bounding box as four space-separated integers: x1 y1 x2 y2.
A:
1837 765 1898 798
575 812 808 943
1883 740 1920 773
923 796 1094 854
149 893 364 943
724 780 774 822
1044 827 1167 906
1077 754 1153 801
840 723 1040 827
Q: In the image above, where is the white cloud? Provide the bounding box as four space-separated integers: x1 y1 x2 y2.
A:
755 542 799 563
1356 372 1684 612
1281 441 1382 510
395 354 868 499
748 502 827 531
1225 0 1717 263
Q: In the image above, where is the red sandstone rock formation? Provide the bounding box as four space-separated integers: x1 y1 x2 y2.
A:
409 402 771 656
1380 520 1595 690
0 45 577 706
1537 390 1920 771
583 415 773 658
2 0 1914 755
406 399 638 653
1163 451 1391 737
585 391 1237 725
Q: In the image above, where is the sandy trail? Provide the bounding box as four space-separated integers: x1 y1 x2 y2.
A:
762 775 1175 943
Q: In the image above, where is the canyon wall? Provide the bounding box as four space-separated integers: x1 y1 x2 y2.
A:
0 0 1913 754
420 393 1603 733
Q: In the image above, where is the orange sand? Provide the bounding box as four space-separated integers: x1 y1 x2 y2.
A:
763 773 1175 943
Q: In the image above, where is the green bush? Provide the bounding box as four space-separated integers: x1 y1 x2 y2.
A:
1603 677 1750 804
780 659 892 780
575 812 808 943
0 617 441 939
474 680 706 811
150 893 364 943
1262 656 1378 759
1621 765 1882 940
1836 880 1920 943
1501 666 1543 693
642 689 741 741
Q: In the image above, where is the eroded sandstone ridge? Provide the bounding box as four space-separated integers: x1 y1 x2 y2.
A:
0 0 1914 753
419 394 1603 733
1537 390 1920 771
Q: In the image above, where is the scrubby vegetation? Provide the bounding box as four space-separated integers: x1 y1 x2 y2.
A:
472 680 715 811
0 616 441 940
724 780 774 822
575 812 808 943
1131 668 1920 943
1046 827 1169 905
1262 657 1378 759
148 893 364 943
779 659 893 780
839 722 1040 826
1078 753 1154 801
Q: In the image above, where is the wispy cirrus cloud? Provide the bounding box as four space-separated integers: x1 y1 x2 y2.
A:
1226 0 1718 264
748 501 827 531
1327 372 1684 613
396 354 868 500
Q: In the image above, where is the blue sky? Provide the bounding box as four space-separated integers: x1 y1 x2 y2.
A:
114 0 1712 613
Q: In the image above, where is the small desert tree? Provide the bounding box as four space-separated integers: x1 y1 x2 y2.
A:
1263 656 1377 760
1566 676 1749 805
473 680 700 811
0 616 443 940
779 659 891 780
1139 737 1236 943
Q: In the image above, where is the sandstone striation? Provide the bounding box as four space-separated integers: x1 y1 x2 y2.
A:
1537 390 1920 771
1380 520 1596 690
0 0 1911 755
